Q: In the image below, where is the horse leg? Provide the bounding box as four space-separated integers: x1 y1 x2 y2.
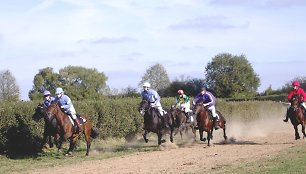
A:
223 126 228 140
143 130 149 143
157 133 165 145
199 129 206 142
302 124 306 139
294 125 300 140
207 131 211 146
57 138 64 153
84 124 92 156
170 128 174 143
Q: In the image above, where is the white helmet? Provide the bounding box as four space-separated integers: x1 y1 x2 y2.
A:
143 82 151 88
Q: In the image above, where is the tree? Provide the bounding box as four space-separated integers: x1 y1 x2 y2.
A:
58 66 108 100
0 70 20 101
29 66 108 101
205 53 260 98
139 63 170 95
164 78 205 97
28 67 59 100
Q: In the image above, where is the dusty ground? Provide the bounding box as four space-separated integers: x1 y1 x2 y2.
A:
29 117 304 174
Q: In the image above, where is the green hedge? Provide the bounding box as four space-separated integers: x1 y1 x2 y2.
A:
0 97 286 157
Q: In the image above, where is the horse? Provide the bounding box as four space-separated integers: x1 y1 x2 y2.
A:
46 102 98 156
32 104 60 151
193 102 227 146
138 100 171 145
287 95 306 140
168 105 196 143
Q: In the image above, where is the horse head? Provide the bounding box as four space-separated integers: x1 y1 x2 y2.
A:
138 100 150 116
193 102 205 115
46 102 62 121
32 104 47 122
291 95 301 110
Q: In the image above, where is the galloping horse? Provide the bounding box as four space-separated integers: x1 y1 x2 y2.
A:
288 95 306 140
168 106 196 142
193 102 227 146
46 102 98 156
32 104 60 150
138 100 170 145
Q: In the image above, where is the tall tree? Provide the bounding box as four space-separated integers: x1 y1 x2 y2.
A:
139 63 170 95
0 70 20 101
28 67 59 100
205 53 260 98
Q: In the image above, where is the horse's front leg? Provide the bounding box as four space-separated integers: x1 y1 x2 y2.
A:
157 132 166 145
143 130 149 143
66 136 78 156
199 129 206 142
57 138 64 153
294 125 300 140
170 128 174 143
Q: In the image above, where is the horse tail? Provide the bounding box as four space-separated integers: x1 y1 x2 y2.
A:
90 128 99 139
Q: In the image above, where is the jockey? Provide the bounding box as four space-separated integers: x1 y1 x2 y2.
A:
141 82 168 128
54 87 82 132
176 89 192 123
193 87 219 130
42 90 55 108
283 81 306 122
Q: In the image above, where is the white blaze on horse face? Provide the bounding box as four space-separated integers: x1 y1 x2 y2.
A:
140 110 145 116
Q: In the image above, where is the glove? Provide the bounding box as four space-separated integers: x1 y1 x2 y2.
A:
150 103 156 107
203 103 209 107
60 105 65 109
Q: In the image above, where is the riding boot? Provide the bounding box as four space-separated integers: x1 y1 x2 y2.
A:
213 117 219 130
283 109 289 122
73 118 82 132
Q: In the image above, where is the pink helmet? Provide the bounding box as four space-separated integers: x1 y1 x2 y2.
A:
292 81 300 87
177 89 184 95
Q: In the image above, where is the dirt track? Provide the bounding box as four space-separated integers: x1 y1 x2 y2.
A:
29 117 304 174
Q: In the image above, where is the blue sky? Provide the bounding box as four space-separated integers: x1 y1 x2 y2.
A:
0 0 306 100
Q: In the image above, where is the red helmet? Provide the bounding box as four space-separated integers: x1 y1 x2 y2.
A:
177 89 184 95
292 81 300 87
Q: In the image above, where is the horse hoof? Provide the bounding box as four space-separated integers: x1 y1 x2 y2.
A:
295 137 300 140
200 138 206 142
161 139 166 143
65 152 73 156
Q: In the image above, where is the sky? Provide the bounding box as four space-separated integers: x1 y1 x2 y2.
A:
0 0 306 100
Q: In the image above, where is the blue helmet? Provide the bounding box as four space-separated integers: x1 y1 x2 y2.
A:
55 88 63 95
43 90 51 96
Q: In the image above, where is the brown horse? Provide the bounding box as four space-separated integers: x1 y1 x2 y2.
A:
32 104 60 151
168 106 196 143
288 95 306 140
193 102 227 146
46 102 98 156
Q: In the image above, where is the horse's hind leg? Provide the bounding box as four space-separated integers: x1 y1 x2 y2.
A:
84 124 92 156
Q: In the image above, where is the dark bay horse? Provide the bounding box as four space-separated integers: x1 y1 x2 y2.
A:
138 100 171 145
32 104 60 151
168 106 196 143
288 95 306 140
46 102 98 156
194 102 227 146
